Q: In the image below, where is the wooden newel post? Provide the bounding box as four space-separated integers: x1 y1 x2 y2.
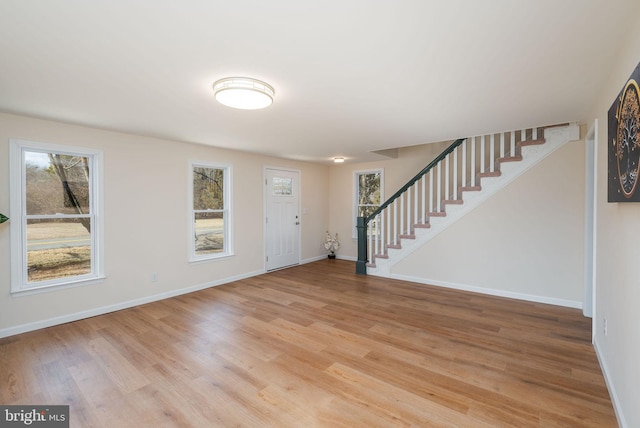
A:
356 216 368 275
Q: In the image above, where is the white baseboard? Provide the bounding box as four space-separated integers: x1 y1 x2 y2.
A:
389 274 583 309
0 269 264 339
593 339 627 427
301 254 328 264
302 254 356 262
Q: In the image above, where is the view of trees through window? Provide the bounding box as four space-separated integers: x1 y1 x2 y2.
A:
193 166 226 256
357 171 381 219
24 151 93 283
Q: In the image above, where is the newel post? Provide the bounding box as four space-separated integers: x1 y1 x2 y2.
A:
356 216 368 275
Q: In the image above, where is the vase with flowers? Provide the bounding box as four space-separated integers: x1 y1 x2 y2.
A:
323 231 340 259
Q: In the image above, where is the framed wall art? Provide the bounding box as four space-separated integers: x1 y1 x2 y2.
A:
608 61 640 202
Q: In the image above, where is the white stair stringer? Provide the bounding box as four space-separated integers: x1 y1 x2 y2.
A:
367 123 580 277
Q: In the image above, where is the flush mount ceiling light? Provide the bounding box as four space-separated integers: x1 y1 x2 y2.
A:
212 77 275 110
333 157 345 163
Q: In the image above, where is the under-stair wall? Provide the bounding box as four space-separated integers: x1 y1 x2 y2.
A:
391 135 586 307
351 123 586 308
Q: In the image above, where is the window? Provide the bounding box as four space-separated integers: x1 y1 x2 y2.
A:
189 163 232 261
9 140 104 294
353 169 383 237
272 176 293 195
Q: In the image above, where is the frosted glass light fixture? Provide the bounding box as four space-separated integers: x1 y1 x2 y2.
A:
213 77 275 110
333 157 345 163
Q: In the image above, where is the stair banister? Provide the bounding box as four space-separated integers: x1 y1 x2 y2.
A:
356 137 466 274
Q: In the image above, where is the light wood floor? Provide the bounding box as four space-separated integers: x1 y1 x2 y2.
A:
0 260 617 427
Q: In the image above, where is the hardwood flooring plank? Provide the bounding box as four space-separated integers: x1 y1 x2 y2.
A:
0 259 617 427
324 362 488 427
67 359 139 428
238 316 327 354
187 375 267 427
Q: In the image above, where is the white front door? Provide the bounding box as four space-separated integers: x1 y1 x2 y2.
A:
265 168 300 271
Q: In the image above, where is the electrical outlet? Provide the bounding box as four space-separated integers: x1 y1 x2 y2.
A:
151 272 158 283
603 318 608 336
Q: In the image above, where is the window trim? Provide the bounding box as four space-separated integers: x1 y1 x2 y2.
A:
9 139 105 295
352 168 384 238
188 161 233 262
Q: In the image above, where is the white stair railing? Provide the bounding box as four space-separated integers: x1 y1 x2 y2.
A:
356 126 544 274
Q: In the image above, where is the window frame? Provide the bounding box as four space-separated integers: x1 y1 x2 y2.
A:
188 161 233 262
353 168 384 238
9 139 105 295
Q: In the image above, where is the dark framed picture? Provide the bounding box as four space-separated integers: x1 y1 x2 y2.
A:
608 61 640 202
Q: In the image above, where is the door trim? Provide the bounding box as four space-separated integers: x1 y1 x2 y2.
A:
263 166 302 271
584 120 598 332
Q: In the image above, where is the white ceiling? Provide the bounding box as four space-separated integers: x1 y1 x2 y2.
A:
1 0 638 164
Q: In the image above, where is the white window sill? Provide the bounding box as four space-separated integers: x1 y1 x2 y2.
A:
188 253 235 264
11 275 106 297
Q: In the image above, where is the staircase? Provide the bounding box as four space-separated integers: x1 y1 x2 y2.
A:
356 123 580 276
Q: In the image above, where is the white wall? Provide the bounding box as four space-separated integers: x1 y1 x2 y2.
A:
391 139 586 307
0 112 330 336
589 11 640 426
